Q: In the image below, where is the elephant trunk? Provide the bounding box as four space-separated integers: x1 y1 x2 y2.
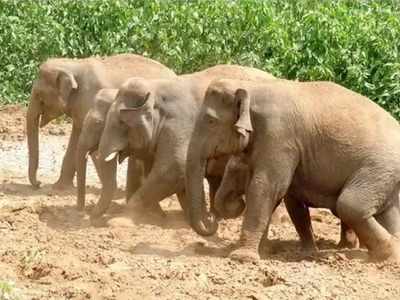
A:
91 159 117 217
76 142 89 210
186 135 218 236
27 97 41 188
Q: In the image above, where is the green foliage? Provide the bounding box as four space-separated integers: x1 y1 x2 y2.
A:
0 0 399 117
0 280 20 300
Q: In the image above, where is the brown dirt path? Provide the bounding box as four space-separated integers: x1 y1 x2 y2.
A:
1 105 399 299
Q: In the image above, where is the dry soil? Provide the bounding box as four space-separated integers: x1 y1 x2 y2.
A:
0 105 399 300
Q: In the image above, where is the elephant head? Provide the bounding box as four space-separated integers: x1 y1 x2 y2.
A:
27 62 78 187
97 78 158 162
214 154 248 219
186 79 253 236
76 89 117 209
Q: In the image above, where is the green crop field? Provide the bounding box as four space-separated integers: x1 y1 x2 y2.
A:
0 0 399 117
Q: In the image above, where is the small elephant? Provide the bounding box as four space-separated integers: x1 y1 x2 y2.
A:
186 78 400 262
95 65 275 218
27 54 176 190
214 154 359 251
75 88 144 211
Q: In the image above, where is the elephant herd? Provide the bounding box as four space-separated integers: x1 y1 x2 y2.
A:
26 53 400 263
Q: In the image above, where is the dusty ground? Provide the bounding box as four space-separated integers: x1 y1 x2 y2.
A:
0 105 400 300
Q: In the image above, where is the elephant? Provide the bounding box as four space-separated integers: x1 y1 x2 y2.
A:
214 154 359 251
27 54 176 190
185 78 400 263
95 65 275 218
76 88 141 211
76 56 178 212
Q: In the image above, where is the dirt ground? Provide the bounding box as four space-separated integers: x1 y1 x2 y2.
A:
0 105 400 300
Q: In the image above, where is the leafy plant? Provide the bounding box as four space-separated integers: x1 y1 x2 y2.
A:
0 280 21 300
0 0 399 117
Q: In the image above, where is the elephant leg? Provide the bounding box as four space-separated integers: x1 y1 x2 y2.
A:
337 221 359 249
91 153 103 182
229 153 295 263
125 156 145 203
330 208 359 249
375 199 400 239
126 163 181 219
53 125 80 190
284 197 317 253
336 173 400 261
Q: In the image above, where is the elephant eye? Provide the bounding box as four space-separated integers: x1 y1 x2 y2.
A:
205 114 218 125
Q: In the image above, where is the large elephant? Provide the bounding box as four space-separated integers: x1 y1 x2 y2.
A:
95 65 275 218
186 78 400 262
27 54 176 189
214 154 359 251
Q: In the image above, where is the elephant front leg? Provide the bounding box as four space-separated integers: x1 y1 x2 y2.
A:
229 174 283 263
229 151 296 263
126 165 180 219
53 125 80 190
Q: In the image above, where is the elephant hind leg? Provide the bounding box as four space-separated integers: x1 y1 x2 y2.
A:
284 196 317 252
336 221 359 249
336 173 400 261
375 199 400 239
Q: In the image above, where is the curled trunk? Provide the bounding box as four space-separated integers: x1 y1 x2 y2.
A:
186 136 218 236
26 98 41 188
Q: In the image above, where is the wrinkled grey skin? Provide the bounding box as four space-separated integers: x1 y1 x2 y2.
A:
186 78 400 262
27 54 176 190
76 89 139 211
96 65 275 218
215 154 359 251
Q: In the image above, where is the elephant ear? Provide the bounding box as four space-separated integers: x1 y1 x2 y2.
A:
234 88 253 136
55 69 78 104
41 67 78 104
119 92 151 128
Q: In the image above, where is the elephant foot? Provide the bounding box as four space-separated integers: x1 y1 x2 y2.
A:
76 202 85 212
337 237 359 249
52 180 74 191
301 241 318 255
145 203 167 219
90 205 108 219
229 248 260 263
369 236 400 262
127 200 166 219
30 180 41 190
337 228 359 249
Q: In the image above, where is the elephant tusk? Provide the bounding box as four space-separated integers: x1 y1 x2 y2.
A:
105 151 118 162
